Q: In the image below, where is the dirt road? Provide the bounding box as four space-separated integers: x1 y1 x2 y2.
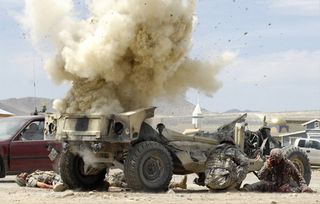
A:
1 170 320 204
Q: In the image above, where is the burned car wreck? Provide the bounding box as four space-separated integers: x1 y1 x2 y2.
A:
44 107 311 191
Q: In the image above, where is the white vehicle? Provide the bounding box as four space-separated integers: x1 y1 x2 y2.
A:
294 138 320 166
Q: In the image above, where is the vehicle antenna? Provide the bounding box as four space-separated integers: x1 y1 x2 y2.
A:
32 55 38 115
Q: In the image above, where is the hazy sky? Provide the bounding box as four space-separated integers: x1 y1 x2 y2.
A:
0 0 319 112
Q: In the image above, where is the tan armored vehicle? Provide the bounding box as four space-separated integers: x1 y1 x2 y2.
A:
44 107 311 191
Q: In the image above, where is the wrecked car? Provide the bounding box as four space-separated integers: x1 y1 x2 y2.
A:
44 107 311 191
0 115 61 178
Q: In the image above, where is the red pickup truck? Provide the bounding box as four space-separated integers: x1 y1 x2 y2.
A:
0 115 61 178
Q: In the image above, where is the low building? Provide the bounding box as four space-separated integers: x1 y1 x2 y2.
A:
278 119 320 146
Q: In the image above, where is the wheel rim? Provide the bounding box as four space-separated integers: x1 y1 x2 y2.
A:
142 156 163 181
290 155 305 175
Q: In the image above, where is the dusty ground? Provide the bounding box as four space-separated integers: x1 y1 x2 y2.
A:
1 170 320 204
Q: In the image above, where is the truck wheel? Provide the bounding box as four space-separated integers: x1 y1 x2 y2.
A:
124 141 173 192
60 150 106 190
0 156 5 178
281 146 311 185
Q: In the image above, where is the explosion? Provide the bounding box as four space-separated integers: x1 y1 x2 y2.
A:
22 0 233 114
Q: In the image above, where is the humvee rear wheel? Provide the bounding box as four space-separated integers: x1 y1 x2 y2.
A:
60 150 106 190
281 146 311 185
124 141 173 192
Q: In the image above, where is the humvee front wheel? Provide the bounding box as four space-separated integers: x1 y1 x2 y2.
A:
60 150 106 190
124 141 173 192
281 146 311 185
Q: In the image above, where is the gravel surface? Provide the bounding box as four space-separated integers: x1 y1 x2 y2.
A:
1 170 320 204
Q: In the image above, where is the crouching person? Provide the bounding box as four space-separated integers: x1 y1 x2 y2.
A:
242 148 313 193
205 134 249 191
15 170 67 192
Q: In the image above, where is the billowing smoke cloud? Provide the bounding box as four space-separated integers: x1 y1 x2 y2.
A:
22 0 234 114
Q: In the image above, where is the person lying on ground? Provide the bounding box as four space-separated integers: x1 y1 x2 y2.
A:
17 169 188 192
15 170 66 192
106 171 187 190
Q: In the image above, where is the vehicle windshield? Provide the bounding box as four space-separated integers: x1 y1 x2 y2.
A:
0 117 29 140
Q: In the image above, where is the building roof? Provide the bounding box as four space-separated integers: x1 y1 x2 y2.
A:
302 119 320 126
278 130 306 137
0 108 14 116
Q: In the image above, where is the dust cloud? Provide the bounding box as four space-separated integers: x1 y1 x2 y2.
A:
22 0 234 114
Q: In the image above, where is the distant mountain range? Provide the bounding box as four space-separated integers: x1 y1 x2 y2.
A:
1 97 318 132
0 97 318 123
154 97 211 116
0 97 55 115
224 109 258 113
0 97 208 116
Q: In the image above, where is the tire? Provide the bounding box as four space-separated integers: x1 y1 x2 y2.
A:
124 141 173 192
0 156 5 178
60 150 106 190
281 146 311 185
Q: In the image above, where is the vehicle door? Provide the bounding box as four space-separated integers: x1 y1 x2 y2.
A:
9 118 58 173
306 140 320 165
296 138 313 163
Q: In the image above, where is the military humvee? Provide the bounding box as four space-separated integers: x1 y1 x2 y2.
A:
44 107 311 191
